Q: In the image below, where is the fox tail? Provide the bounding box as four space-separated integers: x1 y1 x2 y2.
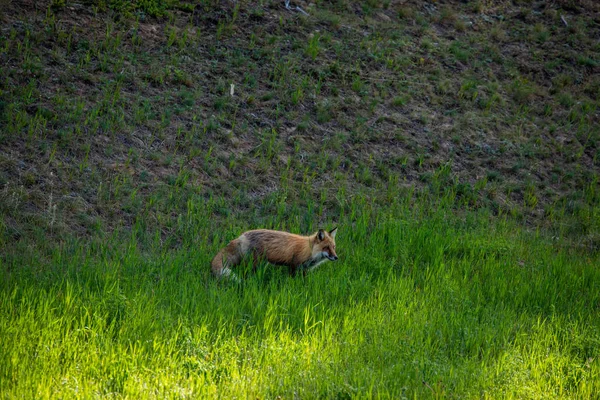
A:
211 240 242 283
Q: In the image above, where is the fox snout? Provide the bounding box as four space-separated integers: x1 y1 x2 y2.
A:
323 248 338 261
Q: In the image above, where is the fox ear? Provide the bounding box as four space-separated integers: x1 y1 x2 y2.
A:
329 227 337 239
317 229 325 241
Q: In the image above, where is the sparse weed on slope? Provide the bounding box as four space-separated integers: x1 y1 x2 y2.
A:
1 1 599 245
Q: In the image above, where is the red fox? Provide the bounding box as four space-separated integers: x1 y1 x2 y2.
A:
211 228 338 279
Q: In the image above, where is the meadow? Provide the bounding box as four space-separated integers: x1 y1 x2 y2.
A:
1 0 600 398
2 193 600 398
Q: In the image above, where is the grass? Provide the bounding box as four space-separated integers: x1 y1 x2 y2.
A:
2 195 599 398
1 1 599 242
1 0 600 397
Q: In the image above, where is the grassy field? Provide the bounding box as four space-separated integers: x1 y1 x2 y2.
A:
2 195 599 398
1 0 600 398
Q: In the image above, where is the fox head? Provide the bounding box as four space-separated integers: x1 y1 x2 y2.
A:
313 228 338 262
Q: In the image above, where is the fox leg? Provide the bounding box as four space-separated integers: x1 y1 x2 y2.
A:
288 256 302 277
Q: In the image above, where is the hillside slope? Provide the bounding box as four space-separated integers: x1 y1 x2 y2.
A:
1 0 599 248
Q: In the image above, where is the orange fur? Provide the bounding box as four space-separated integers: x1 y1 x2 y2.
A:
211 228 338 278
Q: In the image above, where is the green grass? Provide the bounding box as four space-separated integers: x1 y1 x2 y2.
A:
1 1 600 397
2 195 599 398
